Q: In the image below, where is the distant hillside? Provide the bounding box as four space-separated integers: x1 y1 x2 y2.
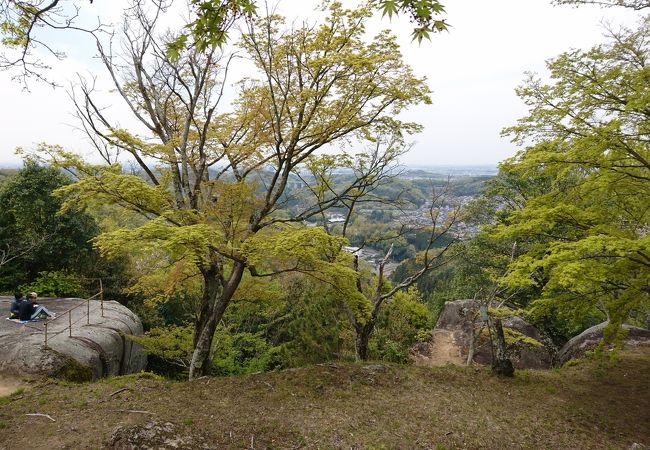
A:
405 165 498 177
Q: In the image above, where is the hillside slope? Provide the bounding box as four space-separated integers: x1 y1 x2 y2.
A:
0 348 648 449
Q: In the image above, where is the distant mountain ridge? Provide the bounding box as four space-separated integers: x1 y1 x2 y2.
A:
405 165 497 177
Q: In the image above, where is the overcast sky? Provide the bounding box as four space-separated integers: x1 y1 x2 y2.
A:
0 0 642 168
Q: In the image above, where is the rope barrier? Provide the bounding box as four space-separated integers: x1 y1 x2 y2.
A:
44 303 106 343
14 279 106 346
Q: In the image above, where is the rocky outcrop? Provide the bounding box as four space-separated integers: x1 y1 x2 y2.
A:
107 421 215 450
0 297 146 380
412 299 554 369
558 321 650 365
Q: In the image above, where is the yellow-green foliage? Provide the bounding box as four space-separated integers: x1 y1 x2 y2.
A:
488 307 525 318
102 371 165 388
492 17 650 328
54 163 173 216
242 226 370 322
129 326 194 362
503 328 543 348
562 358 582 369
480 327 543 348
17 0 434 377
96 218 220 263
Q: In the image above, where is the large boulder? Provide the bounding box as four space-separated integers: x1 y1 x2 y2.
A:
412 299 555 369
0 297 146 380
557 321 650 365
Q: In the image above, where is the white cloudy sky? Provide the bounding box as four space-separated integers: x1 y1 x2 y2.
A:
0 0 642 167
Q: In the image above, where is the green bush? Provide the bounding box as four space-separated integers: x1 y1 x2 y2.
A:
128 326 194 379
211 329 284 376
21 271 85 297
372 288 432 363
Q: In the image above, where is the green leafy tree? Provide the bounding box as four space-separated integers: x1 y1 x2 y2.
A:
371 287 431 362
0 161 99 290
493 17 650 335
34 1 431 378
303 155 460 360
184 0 448 48
1 0 447 86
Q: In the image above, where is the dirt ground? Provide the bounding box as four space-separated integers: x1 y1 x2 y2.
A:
414 329 466 366
0 347 648 450
0 375 23 397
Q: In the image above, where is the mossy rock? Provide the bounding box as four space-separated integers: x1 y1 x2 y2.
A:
503 328 543 348
479 327 543 348
52 355 93 383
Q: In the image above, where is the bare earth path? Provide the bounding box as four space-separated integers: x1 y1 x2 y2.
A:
413 329 465 366
0 375 23 396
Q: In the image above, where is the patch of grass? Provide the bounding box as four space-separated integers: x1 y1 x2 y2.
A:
104 371 165 385
0 349 648 450
515 369 531 382
544 384 558 394
73 399 88 408
0 388 25 406
562 358 582 368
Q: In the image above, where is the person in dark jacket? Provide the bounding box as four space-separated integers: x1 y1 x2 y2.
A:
18 292 55 321
9 291 25 319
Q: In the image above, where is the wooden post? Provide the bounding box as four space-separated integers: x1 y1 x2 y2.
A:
69 311 72 337
100 279 104 317
87 299 90 325
44 322 48 348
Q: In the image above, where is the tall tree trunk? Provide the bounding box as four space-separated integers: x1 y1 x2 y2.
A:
189 262 245 380
189 303 220 379
491 318 514 377
467 323 476 366
189 267 222 379
355 321 375 361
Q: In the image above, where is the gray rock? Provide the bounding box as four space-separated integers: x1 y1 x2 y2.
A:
0 297 146 380
629 444 648 450
414 299 554 369
557 321 650 366
106 421 216 450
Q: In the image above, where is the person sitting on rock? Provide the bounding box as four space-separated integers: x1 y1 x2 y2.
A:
18 292 55 321
9 291 25 319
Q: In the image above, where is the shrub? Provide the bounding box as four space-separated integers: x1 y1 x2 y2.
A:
20 271 85 297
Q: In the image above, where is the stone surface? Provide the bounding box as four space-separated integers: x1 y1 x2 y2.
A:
106 421 215 450
412 299 554 369
557 321 650 366
0 297 146 379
